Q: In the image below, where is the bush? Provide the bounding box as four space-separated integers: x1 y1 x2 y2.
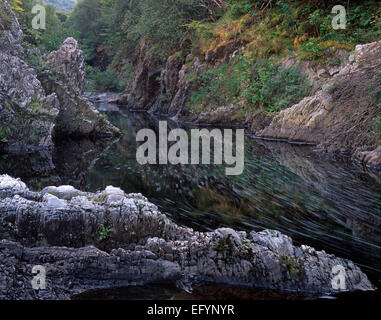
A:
85 65 125 92
187 55 311 115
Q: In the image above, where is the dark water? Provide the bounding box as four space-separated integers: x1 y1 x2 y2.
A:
1 100 380 297
71 283 319 300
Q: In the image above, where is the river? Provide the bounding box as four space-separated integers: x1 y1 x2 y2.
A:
1 98 380 299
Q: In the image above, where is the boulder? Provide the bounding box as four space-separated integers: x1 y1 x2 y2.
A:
355 146 381 168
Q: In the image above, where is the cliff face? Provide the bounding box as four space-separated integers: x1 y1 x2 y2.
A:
0 2 119 152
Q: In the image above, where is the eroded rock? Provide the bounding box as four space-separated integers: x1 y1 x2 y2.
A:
0 175 375 299
42 38 120 138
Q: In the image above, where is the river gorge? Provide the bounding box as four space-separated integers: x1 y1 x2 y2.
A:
1 0 380 301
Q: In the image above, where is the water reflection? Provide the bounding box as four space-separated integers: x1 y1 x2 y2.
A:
85 108 381 285
1 103 380 286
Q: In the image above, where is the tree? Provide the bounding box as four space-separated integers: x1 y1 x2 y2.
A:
10 0 24 13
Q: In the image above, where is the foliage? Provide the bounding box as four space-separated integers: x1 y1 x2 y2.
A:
26 50 59 81
10 0 24 13
85 65 125 91
15 0 79 52
191 0 380 62
0 127 11 143
98 224 113 241
187 55 311 114
11 0 381 99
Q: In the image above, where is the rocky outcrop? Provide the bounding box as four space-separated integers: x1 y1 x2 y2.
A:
0 1 24 57
0 3 118 151
196 103 245 126
47 37 85 95
119 46 208 118
0 1 60 152
257 40 381 165
122 35 379 170
0 175 375 299
42 37 120 137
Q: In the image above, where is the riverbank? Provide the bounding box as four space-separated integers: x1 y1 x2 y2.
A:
114 39 381 172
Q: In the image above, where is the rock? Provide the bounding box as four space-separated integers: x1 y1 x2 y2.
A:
355 146 381 168
42 38 120 138
248 108 273 132
47 38 85 95
0 2 60 152
0 5 118 151
0 56 60 152
196 103 245 125
257 40 381 155
84 92 121 104
102 186 126 204
281 48 350 92
161 53 183 101
121 41 162 110
251 230 294 257
121 48 207 117
166 63 192 117
0 1 24 57
0 175 26 193
41 185 84 200
42 193 67 209
0 175 375 299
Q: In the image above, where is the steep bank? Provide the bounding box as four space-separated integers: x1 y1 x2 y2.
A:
118 39 381 170
257 40 381 166
0 174 375 299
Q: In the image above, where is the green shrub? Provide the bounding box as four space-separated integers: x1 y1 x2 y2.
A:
187 55 311 115
99 224 113 241
85 65 125 91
